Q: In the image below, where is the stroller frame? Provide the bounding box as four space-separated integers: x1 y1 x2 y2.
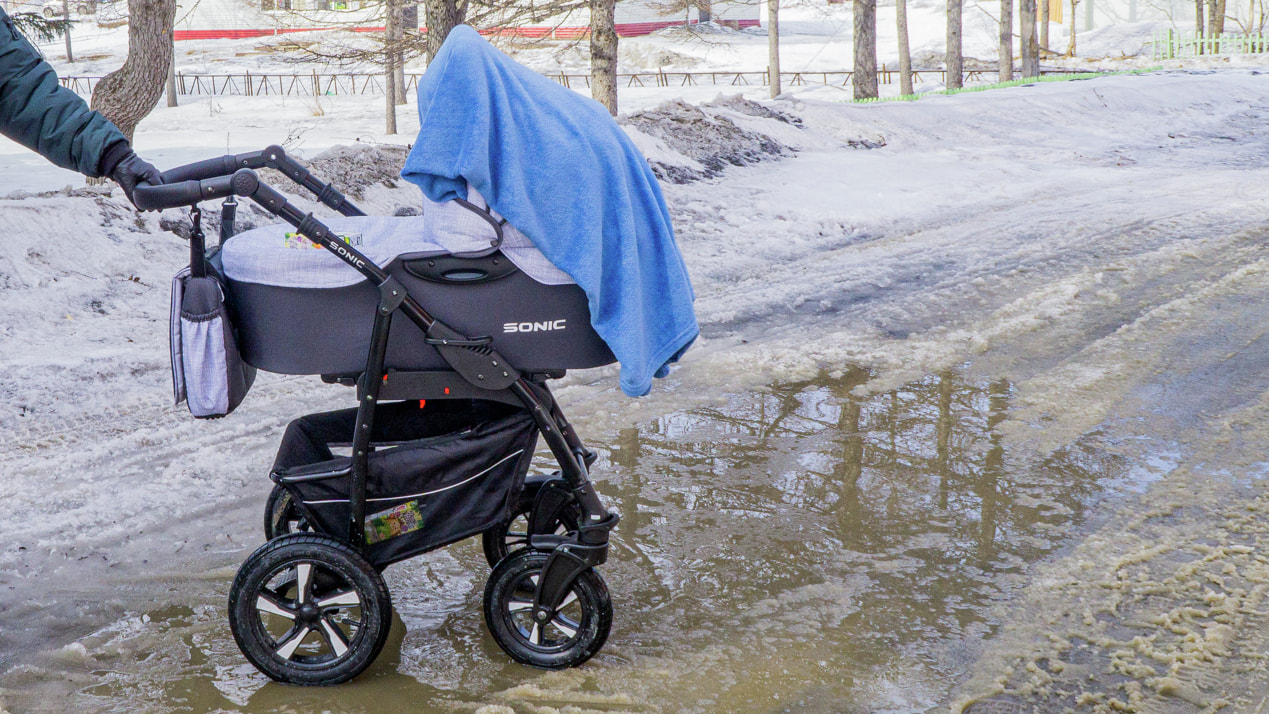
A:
137 147 618 678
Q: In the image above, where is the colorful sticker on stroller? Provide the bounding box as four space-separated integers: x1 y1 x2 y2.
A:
283 232 363 250
364 500 424 544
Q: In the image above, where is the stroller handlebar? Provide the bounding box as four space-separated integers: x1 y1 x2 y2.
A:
160 150 269 184
147 146 365 217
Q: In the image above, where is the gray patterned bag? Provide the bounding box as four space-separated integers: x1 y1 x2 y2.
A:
170 267 256 418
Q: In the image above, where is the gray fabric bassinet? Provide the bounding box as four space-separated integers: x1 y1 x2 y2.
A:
217 191 614 376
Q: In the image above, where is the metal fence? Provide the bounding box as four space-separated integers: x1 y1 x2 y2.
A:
59 67 1012 97
1152 29 1269 59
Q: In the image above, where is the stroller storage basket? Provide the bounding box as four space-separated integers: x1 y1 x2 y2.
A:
274 400 538 567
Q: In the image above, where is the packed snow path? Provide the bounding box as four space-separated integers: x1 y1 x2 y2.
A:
0 71 1268 711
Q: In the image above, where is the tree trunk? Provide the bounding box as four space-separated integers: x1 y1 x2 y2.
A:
999 0 1012 81
897 0 913 95
422 0 463 63
61 0 72 62
1067 0 1078 55
853 0 877 99
165 36 177 107
946 0 962 89
768 0 780 98
385 0 397 132
1195 0 1204 36
1209 0 1225 36
1020 0 1038 76
383 65 393 135
590 0 618 115
1040 0 1049 52
391 1 406 105
90 0 175 142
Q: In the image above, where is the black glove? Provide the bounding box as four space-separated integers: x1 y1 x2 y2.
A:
107 150 164 208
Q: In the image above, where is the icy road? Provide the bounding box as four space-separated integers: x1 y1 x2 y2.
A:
0 70 1268 712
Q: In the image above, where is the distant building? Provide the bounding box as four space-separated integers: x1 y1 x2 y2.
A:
174 0 759 41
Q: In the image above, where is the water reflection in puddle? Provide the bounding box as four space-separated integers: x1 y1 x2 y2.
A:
11 369 1166 713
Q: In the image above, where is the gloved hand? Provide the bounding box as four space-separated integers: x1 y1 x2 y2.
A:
108 151 164 208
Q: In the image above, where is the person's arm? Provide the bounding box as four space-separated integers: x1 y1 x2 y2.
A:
0 8 125 177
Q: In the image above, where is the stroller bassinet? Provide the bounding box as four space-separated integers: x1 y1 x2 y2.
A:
215 191 614 376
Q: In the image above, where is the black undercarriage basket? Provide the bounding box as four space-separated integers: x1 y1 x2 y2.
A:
273 400 538 567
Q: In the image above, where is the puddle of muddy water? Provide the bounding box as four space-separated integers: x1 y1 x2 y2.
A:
0 369 1171 714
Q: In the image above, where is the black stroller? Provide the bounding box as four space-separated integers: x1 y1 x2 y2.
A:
136 146 619 685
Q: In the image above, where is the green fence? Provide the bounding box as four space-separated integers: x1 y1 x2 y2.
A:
1153 29 1269 59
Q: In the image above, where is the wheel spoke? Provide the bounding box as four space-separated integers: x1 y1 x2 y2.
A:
316 589 361 609
550 615 578 639
318 616 351 657
557 591 578 610
256 592 296 620
529 623 542 645
295 563 313 604
506 599 534 613
275 626 310 660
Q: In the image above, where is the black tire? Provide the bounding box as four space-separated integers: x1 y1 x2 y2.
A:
76 3 91 13
481 481 581 568
263 484 311 541
41 6 56 17
483 550 611 669
228 533 392 685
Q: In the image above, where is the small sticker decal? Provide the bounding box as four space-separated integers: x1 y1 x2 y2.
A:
365 500 424 544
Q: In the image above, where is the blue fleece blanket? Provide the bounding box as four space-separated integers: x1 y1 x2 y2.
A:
400 26 697 397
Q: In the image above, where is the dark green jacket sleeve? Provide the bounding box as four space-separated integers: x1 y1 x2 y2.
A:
0 8 126 177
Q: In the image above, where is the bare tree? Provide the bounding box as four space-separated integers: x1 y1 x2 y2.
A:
1040 0 1049 51
423 0 465 61
90 0 175 142
1020 0 1038 75
768 0 781 97
853 0 878 99
385 0 398 133
896 0 913 95
391 1 406 104
1067 0 1079 54
999 0 1013 81
591 0 618 114
946 0 962 89
1209 0 1227 36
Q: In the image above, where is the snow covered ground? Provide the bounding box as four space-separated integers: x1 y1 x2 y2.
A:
0 64 1268 712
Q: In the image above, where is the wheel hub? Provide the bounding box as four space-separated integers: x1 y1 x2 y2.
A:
297 603 322 627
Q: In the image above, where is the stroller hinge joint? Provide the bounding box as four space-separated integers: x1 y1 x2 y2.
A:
376 276 407 314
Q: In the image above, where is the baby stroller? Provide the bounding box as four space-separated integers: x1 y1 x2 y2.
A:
135 146 620 685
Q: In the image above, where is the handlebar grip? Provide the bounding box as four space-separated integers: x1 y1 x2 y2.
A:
160 150 268 184
133 176 238 211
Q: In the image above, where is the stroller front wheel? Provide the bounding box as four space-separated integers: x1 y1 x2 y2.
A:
483 549 612 669
228 533 392 685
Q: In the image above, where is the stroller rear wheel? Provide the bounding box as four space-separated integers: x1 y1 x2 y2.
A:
229 533 392 685
481 477 581 568
483 549 611 669
263 485 311 540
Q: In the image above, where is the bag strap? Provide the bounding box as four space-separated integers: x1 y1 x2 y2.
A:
189 205 207 279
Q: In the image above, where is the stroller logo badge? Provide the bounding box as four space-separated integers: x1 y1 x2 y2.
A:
503 320 567 333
